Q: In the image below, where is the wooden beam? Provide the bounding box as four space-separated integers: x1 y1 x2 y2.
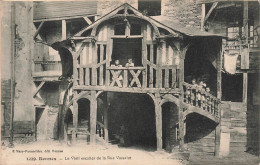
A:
83 16 92 25
33 21 45 39
90 91 97 144
62 20 66 40
33 81 45 98
204 2 218 23
73 86 181 94
155 93 162 150
72 98 78 144
201 4 206 31
243 73 248 103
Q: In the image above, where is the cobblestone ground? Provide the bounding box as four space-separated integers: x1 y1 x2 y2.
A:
1 139 185 165
1 139 259 165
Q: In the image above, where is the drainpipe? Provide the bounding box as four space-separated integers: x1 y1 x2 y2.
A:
9 2 15 148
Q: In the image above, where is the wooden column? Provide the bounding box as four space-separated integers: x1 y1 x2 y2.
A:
72 98 78 144
142 24 147 88
155 93 162 150
90 91 97 144
242 1 248 103
178 50 185 151
215 40 222 156
103 93 109 143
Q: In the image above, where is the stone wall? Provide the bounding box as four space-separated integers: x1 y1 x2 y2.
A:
1 80 11 136
13 2 34 121
161 0 201 29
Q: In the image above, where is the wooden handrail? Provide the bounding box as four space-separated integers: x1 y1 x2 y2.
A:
107 66 146 70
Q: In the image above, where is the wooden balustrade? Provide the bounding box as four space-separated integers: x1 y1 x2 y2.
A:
183 82 220 117
34 60 62 72
76 65 180 91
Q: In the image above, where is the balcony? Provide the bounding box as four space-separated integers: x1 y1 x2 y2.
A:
73 66 181 94
32 60 62 81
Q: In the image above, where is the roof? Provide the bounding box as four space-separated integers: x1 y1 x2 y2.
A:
72 3 223 40
151 16 224 37
196 0 259 4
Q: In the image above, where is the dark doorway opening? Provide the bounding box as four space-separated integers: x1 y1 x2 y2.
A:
106 92 156 151
162 102 178 152
111 39 142 66
222 73 243 102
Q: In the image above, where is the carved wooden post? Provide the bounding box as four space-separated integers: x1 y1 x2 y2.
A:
155 93 162 150
90 91 97 144
72 97 78 144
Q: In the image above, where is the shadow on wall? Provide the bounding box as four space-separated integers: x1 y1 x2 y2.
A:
185 113 217 143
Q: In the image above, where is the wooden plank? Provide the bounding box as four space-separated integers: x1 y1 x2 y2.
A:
123 70 128 87
201 4 205 31
165 68 169 88
149 44 154 88
90 91 97 144
79 67 84 85
33 21 45 39
100 44 104 85
172 69 176 88
92 43 97 85
33 81 45 98
85 44 90 85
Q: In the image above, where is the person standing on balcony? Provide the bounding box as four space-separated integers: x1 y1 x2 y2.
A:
125 59 134 67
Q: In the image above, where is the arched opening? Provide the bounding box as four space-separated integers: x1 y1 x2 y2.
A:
98 92 156 151
162 102 179 152
185 113 217 155
77 98 91 142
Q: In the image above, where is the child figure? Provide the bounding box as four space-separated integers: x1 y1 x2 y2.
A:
125 59 134 67
190 78 197 106
114 60 122 67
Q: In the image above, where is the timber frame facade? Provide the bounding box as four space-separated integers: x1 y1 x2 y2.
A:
53 3 223 153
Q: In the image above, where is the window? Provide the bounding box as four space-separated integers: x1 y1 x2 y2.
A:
226 27 240 46
249 26 258 48
138 0 161 16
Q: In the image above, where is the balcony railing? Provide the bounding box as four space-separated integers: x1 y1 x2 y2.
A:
75 64 180 92
33 60 62 78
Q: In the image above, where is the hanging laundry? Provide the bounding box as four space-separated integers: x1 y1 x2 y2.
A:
223 50 239 74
